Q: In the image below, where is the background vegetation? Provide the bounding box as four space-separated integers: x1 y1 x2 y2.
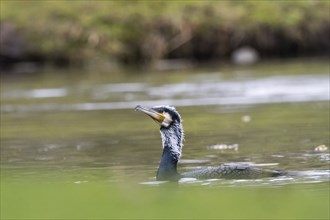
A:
1 0 329 69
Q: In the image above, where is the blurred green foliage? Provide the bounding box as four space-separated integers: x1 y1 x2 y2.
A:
1 1 329 65
1 179 329 219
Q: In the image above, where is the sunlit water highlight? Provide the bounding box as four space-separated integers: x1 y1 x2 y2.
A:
1 74 329 113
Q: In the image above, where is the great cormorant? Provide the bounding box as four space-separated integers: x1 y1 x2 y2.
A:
135 105 284 181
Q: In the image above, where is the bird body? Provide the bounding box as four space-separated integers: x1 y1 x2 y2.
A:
135 105 284 181
182 165 283 179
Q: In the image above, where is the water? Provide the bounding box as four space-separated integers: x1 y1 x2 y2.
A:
1 60 329 219
1 73 329 112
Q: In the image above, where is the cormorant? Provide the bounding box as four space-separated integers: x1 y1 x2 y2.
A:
135 105 284 181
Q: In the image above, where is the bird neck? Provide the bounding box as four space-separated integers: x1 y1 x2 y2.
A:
157 147 180 181
157 123 183 181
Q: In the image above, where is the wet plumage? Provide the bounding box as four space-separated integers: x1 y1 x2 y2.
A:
182 164 283 179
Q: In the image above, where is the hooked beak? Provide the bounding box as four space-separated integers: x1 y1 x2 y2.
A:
135 105 172 127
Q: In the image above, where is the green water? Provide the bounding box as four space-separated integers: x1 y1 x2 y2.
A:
1 60 329 219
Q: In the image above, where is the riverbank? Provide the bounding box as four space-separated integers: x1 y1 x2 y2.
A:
1 1 329 71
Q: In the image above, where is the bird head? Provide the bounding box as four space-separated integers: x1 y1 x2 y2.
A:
135 105 181 128
135 104 184 160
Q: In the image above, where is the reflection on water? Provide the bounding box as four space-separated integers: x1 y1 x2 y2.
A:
1 74 329 112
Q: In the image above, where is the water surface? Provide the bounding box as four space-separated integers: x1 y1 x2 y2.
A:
1 60 329 219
